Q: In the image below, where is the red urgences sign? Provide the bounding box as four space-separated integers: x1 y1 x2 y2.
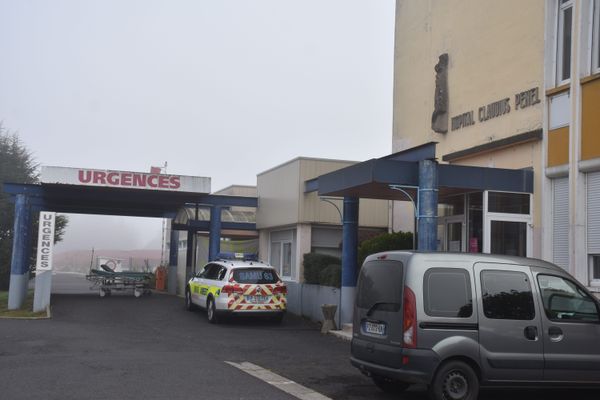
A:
77 169 181 189
40 166 211 193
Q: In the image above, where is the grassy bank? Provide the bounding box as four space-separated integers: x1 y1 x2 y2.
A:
0 290 47 318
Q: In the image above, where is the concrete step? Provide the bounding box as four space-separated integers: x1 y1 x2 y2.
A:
328 323 353 341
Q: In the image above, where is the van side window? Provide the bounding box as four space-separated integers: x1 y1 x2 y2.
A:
537 274 600 323
423 268 473 318
481 270 535 320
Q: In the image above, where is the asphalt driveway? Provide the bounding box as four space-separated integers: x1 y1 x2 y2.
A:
1 275 599 400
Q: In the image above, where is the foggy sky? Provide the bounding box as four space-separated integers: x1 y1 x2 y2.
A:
0 0 395 252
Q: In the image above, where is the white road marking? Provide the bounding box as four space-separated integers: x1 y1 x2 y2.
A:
225 361 332 400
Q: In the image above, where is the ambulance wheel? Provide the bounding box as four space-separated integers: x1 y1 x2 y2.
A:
207 297 219 324
185 289 194 311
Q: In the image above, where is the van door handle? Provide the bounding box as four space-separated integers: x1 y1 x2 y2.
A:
524 326 538 341
548 326 564 342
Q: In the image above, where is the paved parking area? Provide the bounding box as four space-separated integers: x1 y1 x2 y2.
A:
1 276 599 400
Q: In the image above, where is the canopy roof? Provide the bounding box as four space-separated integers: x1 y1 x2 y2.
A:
305 142 533 201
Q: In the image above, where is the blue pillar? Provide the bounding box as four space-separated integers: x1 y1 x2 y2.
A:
208 205 222 261
167 225 179 295
8 194 33 310
417 159 438 251
341 197 359 324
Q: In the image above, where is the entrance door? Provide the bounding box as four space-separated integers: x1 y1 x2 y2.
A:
487 219 530 257
437 216 466 252
484 213 532 257
474 263 544 382
483 191 532 257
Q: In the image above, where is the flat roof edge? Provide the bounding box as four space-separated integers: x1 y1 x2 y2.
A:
257 156 360 177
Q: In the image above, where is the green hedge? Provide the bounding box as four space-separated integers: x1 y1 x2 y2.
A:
303 253 341 287
318 264 341 288
357 231 413 267
302 231 413 287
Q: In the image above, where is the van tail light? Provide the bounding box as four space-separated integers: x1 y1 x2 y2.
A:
222 285 243 295
402 285 417 349
273 285 287 295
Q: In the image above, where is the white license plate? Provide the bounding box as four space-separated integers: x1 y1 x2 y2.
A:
245 295 270 304
364 321 386 335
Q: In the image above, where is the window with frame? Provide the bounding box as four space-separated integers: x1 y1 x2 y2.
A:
487 192 530 214
481 270 535 320
424 268 473 318
537 274 600 322
591 255 600 284
270 240 293 279
594 0 600 73
557 0 574 84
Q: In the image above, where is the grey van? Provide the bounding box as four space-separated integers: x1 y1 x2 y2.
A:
351 252 600 400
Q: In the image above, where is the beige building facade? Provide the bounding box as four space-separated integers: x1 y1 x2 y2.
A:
392 0 600 291
257 157 389 282
543 0 600 290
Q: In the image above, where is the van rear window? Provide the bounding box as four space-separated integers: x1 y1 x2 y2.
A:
233 268 279 284
356 260 403 310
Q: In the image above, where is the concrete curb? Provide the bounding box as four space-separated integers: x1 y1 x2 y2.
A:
328 330 352 341
327 323 352 341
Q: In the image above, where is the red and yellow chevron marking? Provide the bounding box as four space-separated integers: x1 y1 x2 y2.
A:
226 283 286 311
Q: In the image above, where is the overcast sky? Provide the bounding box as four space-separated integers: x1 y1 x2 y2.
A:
0 0 396 253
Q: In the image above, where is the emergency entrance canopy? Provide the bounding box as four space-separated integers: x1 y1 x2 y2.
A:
41 166 210 194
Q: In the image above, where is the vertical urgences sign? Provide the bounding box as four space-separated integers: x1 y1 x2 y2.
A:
36 212 56 272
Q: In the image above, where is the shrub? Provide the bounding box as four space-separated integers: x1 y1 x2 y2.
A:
303 253 341 285
357 231 413 267
318 264 341 288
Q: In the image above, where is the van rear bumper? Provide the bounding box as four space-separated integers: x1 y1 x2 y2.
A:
350 348 439 385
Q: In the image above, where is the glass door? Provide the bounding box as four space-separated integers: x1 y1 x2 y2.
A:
483 191 533 257
446 217 465 252
437 215 466 252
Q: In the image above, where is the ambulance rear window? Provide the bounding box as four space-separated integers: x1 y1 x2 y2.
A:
233 268 279 284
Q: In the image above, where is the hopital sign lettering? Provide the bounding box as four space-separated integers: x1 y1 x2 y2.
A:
451 87 541 132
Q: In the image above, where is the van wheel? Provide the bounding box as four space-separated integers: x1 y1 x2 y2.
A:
372 375 410 394
428 361 479 400
207 297 218 324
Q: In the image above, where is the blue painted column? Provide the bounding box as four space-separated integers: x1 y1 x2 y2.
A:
208 205 222 261
341 197 359 325
167 225 179 295
8 194 33 310
417 159 439 251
